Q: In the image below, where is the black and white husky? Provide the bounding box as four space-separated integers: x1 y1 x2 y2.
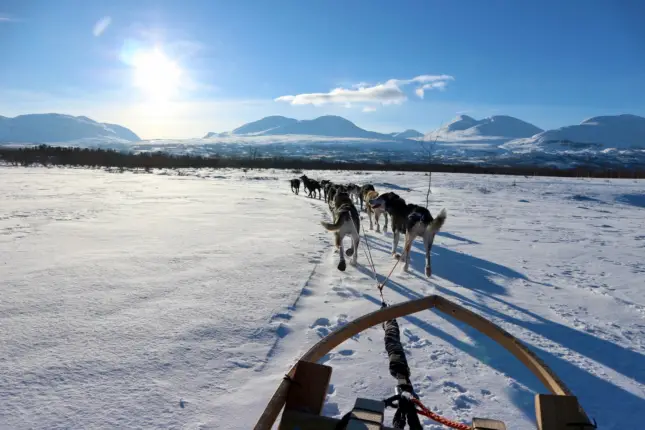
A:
320 191 360 271
370 192 447 277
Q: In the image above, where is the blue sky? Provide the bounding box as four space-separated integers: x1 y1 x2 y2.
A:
1 0 644 139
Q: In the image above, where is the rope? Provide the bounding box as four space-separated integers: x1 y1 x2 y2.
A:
359 222 385 303
377 234 413 298
411 398 472 430
349 204 472 430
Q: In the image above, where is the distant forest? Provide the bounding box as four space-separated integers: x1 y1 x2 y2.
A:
0 145 643 178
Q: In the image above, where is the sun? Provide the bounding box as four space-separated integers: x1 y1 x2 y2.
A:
131 48 182 101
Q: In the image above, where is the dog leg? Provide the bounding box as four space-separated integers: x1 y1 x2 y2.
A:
373 211 380 233
383 213 389 233
423 231 436 277
337 233 346 271
391 230 400 258
401 232 415 273
346 229 359 266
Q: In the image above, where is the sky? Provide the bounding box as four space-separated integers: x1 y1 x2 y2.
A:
1 0 644 139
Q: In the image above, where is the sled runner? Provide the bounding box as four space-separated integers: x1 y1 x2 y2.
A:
253 295 595 430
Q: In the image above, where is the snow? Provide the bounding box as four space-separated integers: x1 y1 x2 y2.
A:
1 166 644 429
504 114 645 151
0 114 140 143
389 129 424 140
425 115 544 141
204 115 394 140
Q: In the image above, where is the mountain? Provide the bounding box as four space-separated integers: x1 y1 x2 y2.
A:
426 115 543 140
232 116 299 135
261 115 393 139
0 114 140 143
203 131 230 138
205 115 395 140
503 114 645 151
389 129 424 139
102 123 140 142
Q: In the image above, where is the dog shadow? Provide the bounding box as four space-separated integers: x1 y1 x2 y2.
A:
437 231 480 245
364 234 517 296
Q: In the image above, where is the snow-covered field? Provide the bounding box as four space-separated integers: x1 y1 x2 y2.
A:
1 166 644 429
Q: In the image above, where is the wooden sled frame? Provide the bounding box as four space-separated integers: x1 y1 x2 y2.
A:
254 294 593 430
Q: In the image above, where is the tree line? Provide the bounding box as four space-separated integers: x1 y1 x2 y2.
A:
0 144 643 179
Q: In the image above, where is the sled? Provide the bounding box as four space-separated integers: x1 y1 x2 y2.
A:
253 295 595 430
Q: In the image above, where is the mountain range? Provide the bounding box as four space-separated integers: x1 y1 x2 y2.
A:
204 113 645 150
204 115 399 140
2 112 644 170
0 114 140 143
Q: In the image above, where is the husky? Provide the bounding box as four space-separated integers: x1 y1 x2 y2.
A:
327 184 347 211
364 189 387 232
359 184 375 212
300 175 322 199
320 191 360 271
401 206 447 277
320 180 332 200
346 183 361 207
290 178 301 195
370 192 447 277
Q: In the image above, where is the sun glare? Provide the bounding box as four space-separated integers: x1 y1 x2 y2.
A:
131 48 182 101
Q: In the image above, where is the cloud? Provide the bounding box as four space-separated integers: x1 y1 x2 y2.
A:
415 80 450 99
362 106 377 113
276 81 406 106
93 16 111 36
276 74 453 107
0 14 18 23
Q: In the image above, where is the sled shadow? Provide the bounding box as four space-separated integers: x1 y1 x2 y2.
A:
362 292 645 424
617 193 645 209
437 286 645 388
430 286 645 421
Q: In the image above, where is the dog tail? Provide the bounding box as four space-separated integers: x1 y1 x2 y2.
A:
428 208 447 234
321 218 343 232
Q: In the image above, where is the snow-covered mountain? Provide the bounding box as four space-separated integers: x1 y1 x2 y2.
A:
503 114 645 151
231 115 299 135
389 129 424 139
0 114 140 143
425 115 543 141
204 115 395 140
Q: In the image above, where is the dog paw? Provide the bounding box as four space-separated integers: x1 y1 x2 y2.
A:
393 253 401 260
349 259 357 267
402 265 410 273
345 248 354 257
425 266 432 277
337 261 347 272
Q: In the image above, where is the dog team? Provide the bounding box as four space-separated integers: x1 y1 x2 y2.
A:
290 175 447 277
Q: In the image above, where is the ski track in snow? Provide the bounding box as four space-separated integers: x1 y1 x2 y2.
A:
1 166 644 429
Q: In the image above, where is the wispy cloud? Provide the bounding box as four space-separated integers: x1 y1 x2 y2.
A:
275 74 454 107
415 80 450 99
93 16 112 37
362 106 377 113
0 14 18 23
